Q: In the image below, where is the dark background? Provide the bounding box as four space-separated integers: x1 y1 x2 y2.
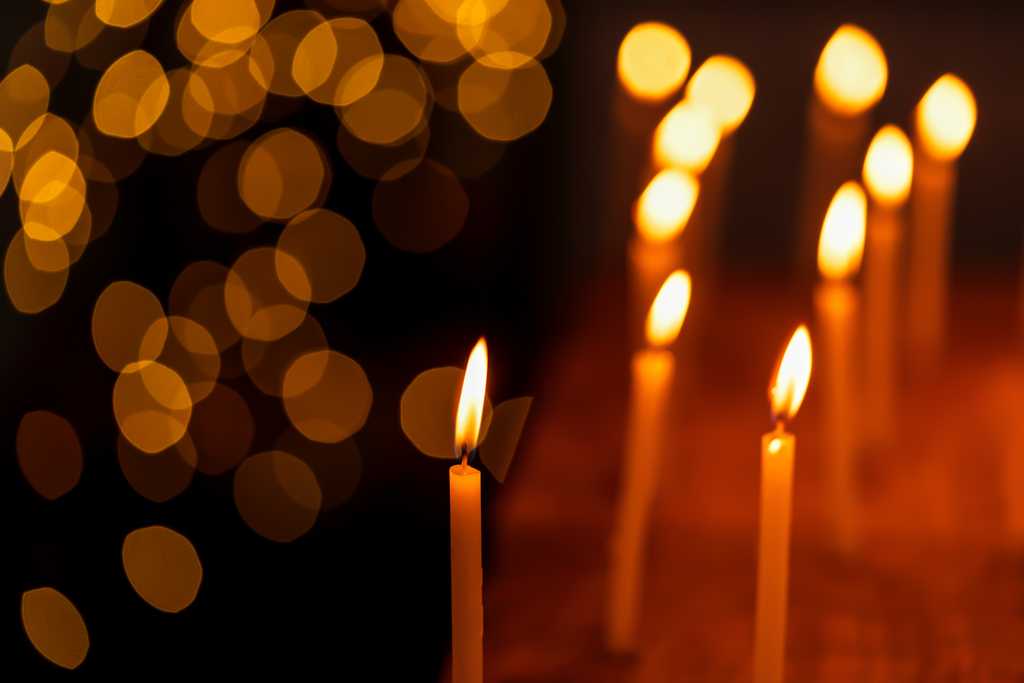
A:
10 1 1022 677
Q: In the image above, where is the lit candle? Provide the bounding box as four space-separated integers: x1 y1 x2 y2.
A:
617 22 691 104
815 181 866 553
607 271 692 654
861 125 913 446
450 338 488 683
652 99 721 176
754 325 812 683
797 24 887 277
907 74 976 373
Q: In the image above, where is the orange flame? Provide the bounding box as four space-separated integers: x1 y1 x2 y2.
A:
813 24 888 116
769 325 813 423
454 337 488 459
645 270 692 347
817 181 866 280
916 74 976 161
634 168 699 242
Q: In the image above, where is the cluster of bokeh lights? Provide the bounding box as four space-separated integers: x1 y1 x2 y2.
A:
14 0 555 670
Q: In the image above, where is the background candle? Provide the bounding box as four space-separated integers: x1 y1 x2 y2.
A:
815 181 867 553
606 271 692 654
755 326 813 683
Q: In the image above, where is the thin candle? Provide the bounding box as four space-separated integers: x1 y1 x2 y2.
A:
607 271 692 654
754 326 813 683
450 338 488 683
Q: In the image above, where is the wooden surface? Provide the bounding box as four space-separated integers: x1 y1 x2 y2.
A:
485 279 1024 682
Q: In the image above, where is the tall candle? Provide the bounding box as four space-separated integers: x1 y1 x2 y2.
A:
797 25 887 279
862 125 913 446
814 181 866 553
607 271 692 654
450 338 489 683
907 74 976 374
754 326 813 683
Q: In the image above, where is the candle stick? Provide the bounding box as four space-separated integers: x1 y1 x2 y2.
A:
797 25 887 280
450 338 488 683
607 270 692 654
861 125 913 447
754 326 813 683
907 74 976 375
814 181 866 554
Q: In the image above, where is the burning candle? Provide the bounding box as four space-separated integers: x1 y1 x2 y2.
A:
754 326 812 683
450 338 488 683
861 125 913 446
607 271 692 654
797 24 887 277
907 74 976 373
652 99 722 175
815 181 866 553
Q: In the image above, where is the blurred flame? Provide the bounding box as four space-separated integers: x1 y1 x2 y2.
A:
652 99 720 174
634 168 699 243
813 24 887 116
645 270 691 348
769 325 813 423
685 55 756 134
455 337 488 458
818 181 866 280
862 125 913 206
617 22 690 102
916 74 976 161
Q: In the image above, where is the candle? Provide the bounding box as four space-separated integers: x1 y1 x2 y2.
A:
652 99 721 176
450 338 488 683
797 25 887 278
814 181 866 553
907 74 976 374
617 22 690 104
754 325 813 683
861 125 913 446
606 270 692 654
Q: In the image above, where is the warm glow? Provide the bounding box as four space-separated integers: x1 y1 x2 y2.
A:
454 337 489 459
634 168 699 243
818 181 866 280
769 325 813 423
645 270 692 348
813 24 888 116
652 100 721 174
862 125 913 206
617 22 690 102
685 55 756 134
916 74 977 161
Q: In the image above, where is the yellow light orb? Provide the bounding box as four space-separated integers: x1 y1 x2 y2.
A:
634 168 699 243
817 181 866 281
862 124 913 206
916 74 976 161
617 22 690 102
652 99 720 174
813 24 888 116
685 55 756 134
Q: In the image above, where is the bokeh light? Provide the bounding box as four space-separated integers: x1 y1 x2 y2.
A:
234 450 322 542
251 10 325 97
617 22 690 102
139 316 221 403
276 428 363 510
92 280 166 372
818 181 867 281
282 350 373 443
113 360 193 454
916 74 977 162
92 50 170 139
21 588 89 670
338 55 432 146
10 22 71 89
456 0 553 70
238 128 328 221
17 410 83 500
95 0 163 28
393 0 468 64
277 209 365 304
138 68 212 156
652 100 721 174
292 16 384 106
122 526 203 613
242 315 327 396
170 261 241 352
224 246 310 341
196 140 262 233
634 168 700 243
0 65 51 146
5 227 69 313
335 119 431 181
400 366 494 459
188 383 254 475
190 0 263 44
685 55 756 135
813 24 888 116
372 159 468 252
862 124 913 206
458 58 552 141
478 396 532 482
117 433 197 502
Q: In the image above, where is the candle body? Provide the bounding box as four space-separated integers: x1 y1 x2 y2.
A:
864 206 902 446
815 280 859 553
606 349 675 653
754 431 794 683
450 464 483 683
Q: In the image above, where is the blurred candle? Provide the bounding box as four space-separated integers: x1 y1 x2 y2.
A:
907 74 976 373
798 24 887 278
652 99 721 175
862 125 913 445
617 22 691 103
607 271 692 654
815 181 866 553
755 326 813 683
450 338 488 683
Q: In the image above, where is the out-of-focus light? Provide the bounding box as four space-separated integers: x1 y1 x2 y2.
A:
814 24 887 116
645 270 691 347
634 168 699 243
21 588 89 670
652 99 721 174
685 55 756 134
817 181 866 280
769 325 813 423
862 124 913 206
617 22 690 102
916 74 977 161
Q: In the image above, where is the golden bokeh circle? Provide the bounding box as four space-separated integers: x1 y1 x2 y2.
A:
238 128 328 221
225 246 311 341
113 360 193 454
92 280 166 372
372 159 468 252
400 366 493 459
234 450 322 542
117 433 197 502
122 526 203 613
17 410 83 501
458 58 552 141
282 350 372 443
21 588 89 670
277 209 365 304
92 50 170 139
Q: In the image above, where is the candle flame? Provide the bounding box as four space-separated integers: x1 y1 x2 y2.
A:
634 168 699 243
862 125 913 206
916 74 976 161
813 24 888 116
617 22 691 102
817 181 866 281
645 270 692 348
769 325 813 423
454 337 488 459
685 55 756 135
652 99 721 174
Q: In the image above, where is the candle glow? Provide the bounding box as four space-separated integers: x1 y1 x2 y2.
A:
634 169 699 243
813 24 888 116
769 326 813 423
863 125 914 206
916 74 977 161
617 22 691 102
818 182 867 281
645 270 692 348
455 338 488 459
685 55 756 134
652 100 721 174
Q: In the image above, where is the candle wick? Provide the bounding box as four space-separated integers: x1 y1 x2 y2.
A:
460 453 469 472
774 419 785 434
